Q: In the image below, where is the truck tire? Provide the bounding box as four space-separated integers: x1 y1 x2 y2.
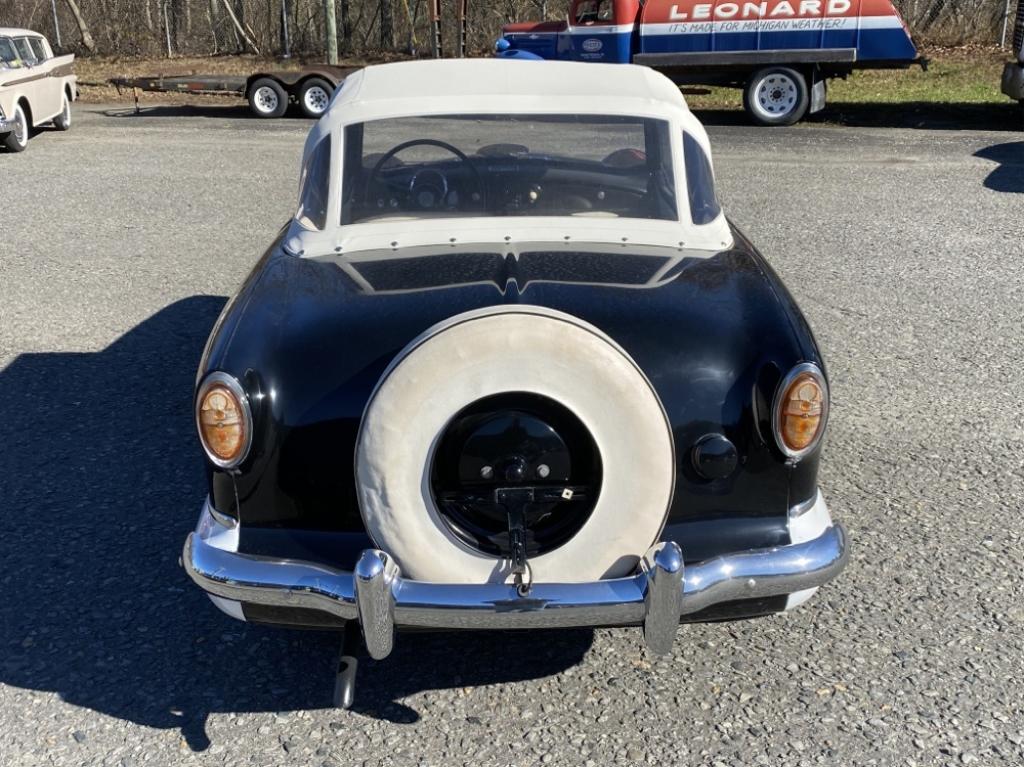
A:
248 77 288 119
744 67 809 127
297 77 334 119
2 104 29 152
355 306 675 584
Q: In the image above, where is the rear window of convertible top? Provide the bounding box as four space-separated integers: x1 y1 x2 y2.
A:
339 114 678 225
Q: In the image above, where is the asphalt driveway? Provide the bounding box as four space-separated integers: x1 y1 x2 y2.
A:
1 102 1022 766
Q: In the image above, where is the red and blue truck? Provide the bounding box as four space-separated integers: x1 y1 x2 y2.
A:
498 0 924 125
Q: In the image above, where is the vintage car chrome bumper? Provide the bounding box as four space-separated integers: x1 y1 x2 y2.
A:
182 501 848 660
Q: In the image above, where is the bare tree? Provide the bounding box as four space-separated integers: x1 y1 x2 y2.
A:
62 0 96 51
381 0 394 48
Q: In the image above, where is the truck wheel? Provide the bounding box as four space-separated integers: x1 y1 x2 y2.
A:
53 94 71 131
744 67 809 127
355 306 675 584
2 104 29 152
248 78 288 119
297 78 334 119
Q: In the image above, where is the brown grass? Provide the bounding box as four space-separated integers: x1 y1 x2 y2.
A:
74 46 1011 109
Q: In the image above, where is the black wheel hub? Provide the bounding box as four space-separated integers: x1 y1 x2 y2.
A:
431 393 602 558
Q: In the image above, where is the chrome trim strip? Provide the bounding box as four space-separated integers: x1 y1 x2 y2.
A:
183 522 848 658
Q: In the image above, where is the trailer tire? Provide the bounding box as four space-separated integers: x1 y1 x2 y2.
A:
297 78 334 119
248 78 288 119
744 67 809 127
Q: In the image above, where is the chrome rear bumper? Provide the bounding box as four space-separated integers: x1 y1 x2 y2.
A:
182 509 848 659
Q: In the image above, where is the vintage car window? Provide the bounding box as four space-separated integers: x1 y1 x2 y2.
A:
683 131 722 226
27 37 48 61
296 135 332 230
13 38 36 63
341 114 677 225
0 37 19 66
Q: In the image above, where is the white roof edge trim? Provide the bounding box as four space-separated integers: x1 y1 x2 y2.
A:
285 216 732 260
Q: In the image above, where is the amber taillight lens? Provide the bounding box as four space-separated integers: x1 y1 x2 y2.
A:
774 365 828 459
196 374 251 468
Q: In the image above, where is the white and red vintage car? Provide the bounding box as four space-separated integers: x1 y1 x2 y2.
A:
0 28 77 153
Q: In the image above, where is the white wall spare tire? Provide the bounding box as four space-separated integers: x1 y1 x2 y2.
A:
355 306 674 584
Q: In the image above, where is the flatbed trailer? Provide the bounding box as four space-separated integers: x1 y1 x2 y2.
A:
110 65 359 119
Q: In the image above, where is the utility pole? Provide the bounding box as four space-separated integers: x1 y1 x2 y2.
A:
164 0 174 56
429 0 442 57
324 0 338 64
50 0 62 47
281 0 291 58
457 0 468 57
1001 0 1012 48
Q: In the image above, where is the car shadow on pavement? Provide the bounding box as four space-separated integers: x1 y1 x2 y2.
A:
97 103 307 121
974 141 1024 193
0 296 592 751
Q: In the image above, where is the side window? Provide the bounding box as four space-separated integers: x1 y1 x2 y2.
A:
13 38 36 64
683 131 722 226
0 37 18 67
28 38 48 61
575 0 613 24
297 135 332 230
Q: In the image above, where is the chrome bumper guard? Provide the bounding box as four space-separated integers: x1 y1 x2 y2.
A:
0 116 14 133
183 523 847 659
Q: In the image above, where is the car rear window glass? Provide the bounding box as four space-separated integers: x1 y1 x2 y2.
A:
341 114 677 225
27 38 47 60
683 131 722 226
0 37 18 65
297 135 332 230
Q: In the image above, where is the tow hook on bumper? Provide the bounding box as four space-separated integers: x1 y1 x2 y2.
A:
182 519 848 660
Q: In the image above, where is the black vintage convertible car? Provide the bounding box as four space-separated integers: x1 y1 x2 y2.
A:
183 58 848 705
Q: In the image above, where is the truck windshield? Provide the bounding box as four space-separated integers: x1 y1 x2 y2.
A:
341 114 677 225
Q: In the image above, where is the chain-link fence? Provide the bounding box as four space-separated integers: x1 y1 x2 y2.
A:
0 0 1018 57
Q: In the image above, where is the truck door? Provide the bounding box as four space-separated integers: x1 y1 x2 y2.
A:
566 0 638 63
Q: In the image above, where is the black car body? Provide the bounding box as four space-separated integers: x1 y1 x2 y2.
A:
183 60 847 690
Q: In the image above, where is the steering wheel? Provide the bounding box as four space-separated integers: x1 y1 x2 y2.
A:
364 138 486 212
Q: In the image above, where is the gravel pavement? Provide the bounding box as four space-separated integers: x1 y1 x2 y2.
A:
1 102 1022 767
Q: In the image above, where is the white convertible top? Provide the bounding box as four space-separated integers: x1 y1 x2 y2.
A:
287 59 733 258
326 58 694 126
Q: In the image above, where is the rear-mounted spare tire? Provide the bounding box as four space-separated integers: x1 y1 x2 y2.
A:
355 306 675 584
